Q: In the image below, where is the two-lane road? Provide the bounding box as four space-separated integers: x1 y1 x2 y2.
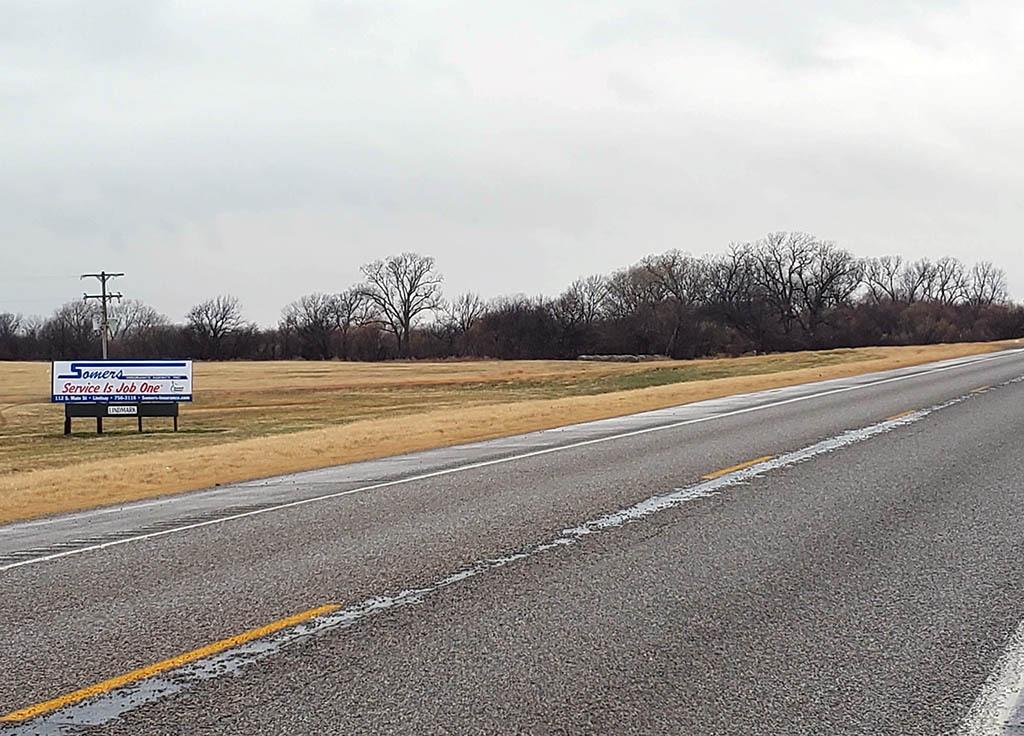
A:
3 349 1024 734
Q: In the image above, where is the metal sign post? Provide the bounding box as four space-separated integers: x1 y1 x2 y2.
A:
62 402 180 435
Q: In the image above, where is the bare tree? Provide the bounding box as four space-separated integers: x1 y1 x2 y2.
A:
795 240 863 334
750 232 816 338
108 299 168 342
20 315 44 340
360 253 444 357
928 256 968 305
863 256 906 303
445 292 486 334
966 261 1009 307
900 259 934 303
334 287 375 360
554 276 608 329
475 294 560 358
642 250 705 355
186 295 245 359
432 292 486 355
0 313 21 359
901 256 968 305
705 245 771 348
643 251 704 305
0 312 21 340
5 238 1018 363
279 290 373 360
40 301 99 358
603 266 664 321
748 232 863 340
280 293 341 360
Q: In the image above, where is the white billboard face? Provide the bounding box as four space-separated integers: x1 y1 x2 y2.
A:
52 361 193 403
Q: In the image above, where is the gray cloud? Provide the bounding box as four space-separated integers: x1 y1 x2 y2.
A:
2 0 1021 324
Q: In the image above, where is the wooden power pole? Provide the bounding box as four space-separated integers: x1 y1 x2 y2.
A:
82 271 124 360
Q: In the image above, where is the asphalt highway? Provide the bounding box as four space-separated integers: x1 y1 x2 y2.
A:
3 349 1024 735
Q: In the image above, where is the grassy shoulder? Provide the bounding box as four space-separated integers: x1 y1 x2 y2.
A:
1 340 1017 524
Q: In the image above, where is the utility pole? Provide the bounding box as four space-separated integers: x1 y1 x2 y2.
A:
82 271 124 360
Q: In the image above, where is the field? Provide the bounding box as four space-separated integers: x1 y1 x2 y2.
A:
1 340 1018 523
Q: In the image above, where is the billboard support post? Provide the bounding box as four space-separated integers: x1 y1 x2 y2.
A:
62 402 180 435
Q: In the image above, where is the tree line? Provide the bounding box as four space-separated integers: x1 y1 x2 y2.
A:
2 233 1022 362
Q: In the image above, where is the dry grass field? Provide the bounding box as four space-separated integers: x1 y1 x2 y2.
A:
1 340 1018 523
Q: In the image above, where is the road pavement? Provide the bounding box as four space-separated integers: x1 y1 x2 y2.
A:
3 349 1024 735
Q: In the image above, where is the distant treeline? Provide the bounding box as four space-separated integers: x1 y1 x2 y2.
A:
2 232 1022 362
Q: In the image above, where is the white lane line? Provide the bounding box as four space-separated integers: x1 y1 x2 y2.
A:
4 387 969 733
958 620 1024 735
2 348 1022 574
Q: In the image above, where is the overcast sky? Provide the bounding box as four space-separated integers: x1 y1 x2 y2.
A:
3 0 1022 325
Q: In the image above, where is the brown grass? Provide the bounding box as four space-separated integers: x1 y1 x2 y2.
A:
1 340 1018 524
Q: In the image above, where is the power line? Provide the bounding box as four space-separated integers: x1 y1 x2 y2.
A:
81 271 124 360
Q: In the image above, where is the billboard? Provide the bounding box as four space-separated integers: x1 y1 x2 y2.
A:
52 360 193 403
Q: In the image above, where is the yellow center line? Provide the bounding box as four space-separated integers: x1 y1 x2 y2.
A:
885 409 915 421
701 455 774 480
0 602 340 723
971 385 992 394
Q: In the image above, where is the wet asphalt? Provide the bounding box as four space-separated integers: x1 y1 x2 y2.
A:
2 350 1024 735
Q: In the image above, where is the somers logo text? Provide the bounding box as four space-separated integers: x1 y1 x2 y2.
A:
64 369 127 380
56 361 190 382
